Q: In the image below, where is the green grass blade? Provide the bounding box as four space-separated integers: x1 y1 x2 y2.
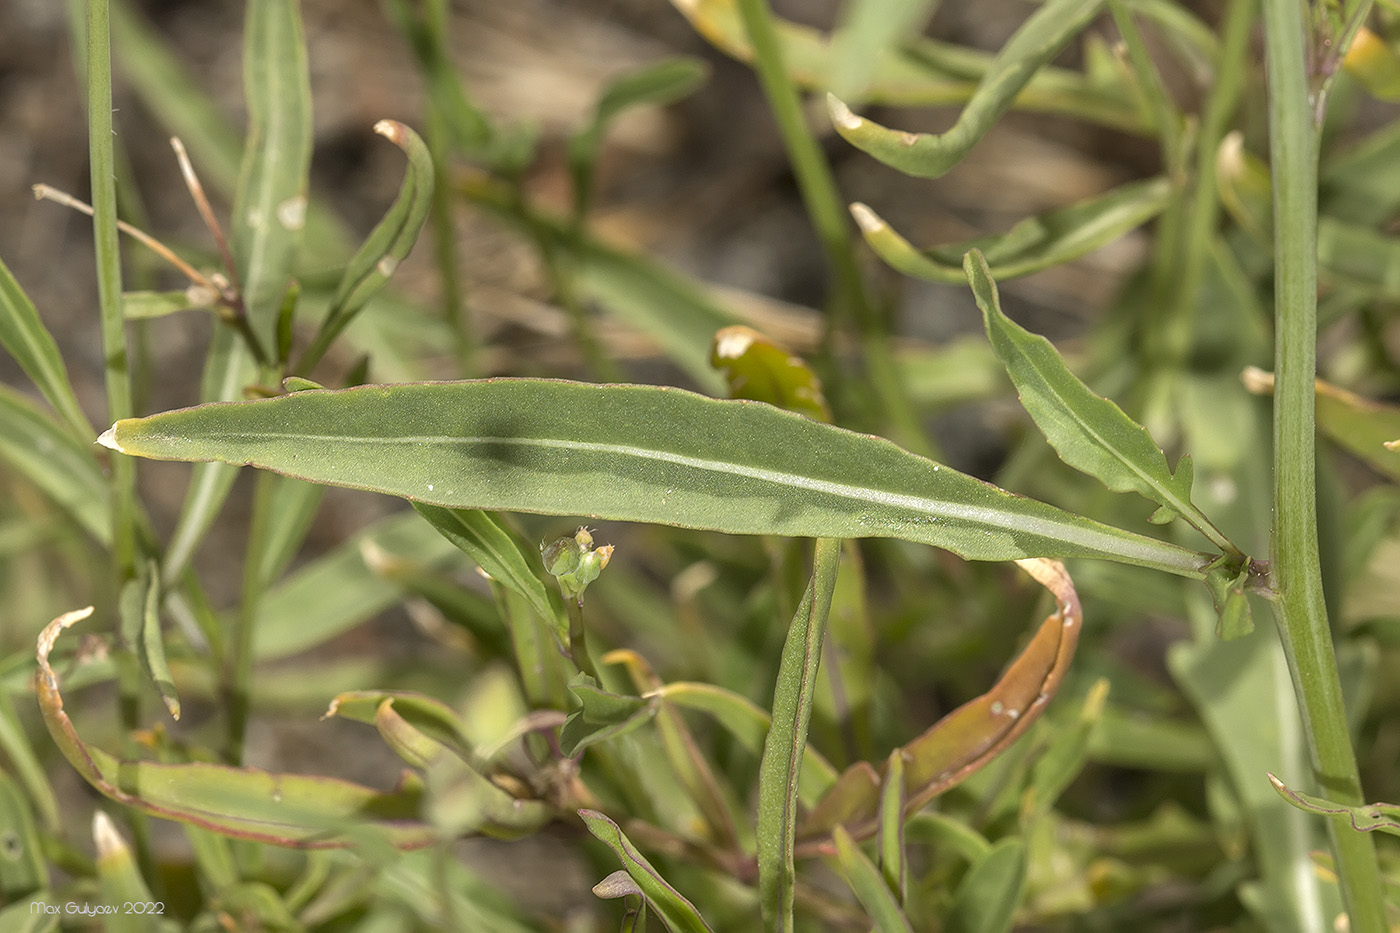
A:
853 177 1172 284
832 825 914 933
579 809 715 933
0 692 60 833
828 0 1106 178
137 561 180 720
0 255 92 439
757 538 840 931
232 0 313 354
99 380 1211 575
876 752 906 904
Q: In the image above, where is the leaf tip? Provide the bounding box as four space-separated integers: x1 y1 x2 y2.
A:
849 202 883 234
92 810 127 860
1240 366 1274 395
826 93 860 131
374 118 408 145
96 426 122 451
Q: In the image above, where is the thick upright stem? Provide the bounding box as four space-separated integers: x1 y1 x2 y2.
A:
1261 0 1385 928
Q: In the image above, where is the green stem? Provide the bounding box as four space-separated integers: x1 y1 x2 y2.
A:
731 0 931 456
566 597 598 681
87 0 135 577
1262 0 1385 928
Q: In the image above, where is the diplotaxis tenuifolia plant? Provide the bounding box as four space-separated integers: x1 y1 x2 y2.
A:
2 0 1399 930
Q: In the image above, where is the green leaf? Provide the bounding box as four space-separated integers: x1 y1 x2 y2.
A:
0 385 109 543
559 673 656 758
0 691 60 833
654 681 839 804
1268 773 1400 836
833 826 915 933
964 251 1197 523
121 289 214 320
876 752 907 905
93 812 180 933
852 177 1172 284
0 772 48 899
161 328 258 580
304 120 435 366
827 0 1106 178
946 837 1027 933
325 690 475 763
570 57 709 219
579 809 715 933
252 511 462 660
758 538 841 931
36 608 434 848
136 561 180 719
669 0 1146 130
0 253 91 438
232 0 313 352
99 379 1210 576
828 0 940 102
413 505 569 643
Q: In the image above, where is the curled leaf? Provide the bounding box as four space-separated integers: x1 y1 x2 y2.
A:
827 0 1107 178
799 559 1081 849
36 608 434 849
1268 773 1400 837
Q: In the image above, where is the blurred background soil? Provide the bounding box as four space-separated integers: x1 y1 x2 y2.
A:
0 0 1171 917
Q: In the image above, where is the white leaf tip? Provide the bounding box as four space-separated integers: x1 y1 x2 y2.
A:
96 426 121 451
849 202 883 234
826 94 860 130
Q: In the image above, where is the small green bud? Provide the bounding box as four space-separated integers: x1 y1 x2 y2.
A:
542 528 613 601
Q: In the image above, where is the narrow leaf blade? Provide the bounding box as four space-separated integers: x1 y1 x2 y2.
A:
100 379 1208 574
579 809 715 933
827 0 1106 178
964 251 1194 520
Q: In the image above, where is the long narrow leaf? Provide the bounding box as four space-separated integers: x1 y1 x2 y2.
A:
828 0 1106 178
36 608 434 848
303 120 434 365
0 385 109 543
832 826 915 933
669 0 1146 129
0 255 91 438
1268 774 1400 837
232 0 313 350
579 809 715 933
99 379 1211 576
758 538 841 931
412 505 567 642
852 178 1171 284
964 251 1202 528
